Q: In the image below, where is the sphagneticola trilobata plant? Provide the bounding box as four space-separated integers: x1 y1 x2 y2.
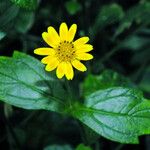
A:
0 22 150 146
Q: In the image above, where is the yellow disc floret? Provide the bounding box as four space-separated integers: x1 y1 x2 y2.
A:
56 41 76 62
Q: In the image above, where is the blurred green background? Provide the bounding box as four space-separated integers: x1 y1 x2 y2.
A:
0 0 150 149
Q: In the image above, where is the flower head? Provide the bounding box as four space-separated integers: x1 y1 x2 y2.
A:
34 22 93 80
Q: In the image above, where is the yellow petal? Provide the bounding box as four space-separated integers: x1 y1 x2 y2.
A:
72 59 87 72
65 62 74 80
74 37 89 47
76 53 93 60
48 26 60 44
59 22 68 41
68 24 77 42
76 44 93 53
41 56 53 64
45 57 59 71
42 32 58 48
56 62 65 79
34 48 55 55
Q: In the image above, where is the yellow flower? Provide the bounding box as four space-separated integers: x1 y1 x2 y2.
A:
34 22 93 80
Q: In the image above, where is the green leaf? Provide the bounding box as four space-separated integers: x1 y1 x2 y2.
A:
72 87 150 144
121 35 150 51
13 52 68 101
0 31 6 40
44 144 73 150
0 51 65 112
15 9 35 33
90 3 124 38
0 4 19 31
82 70 133 97
65 0 82 15
76 144 92 150
10 0 38 10
114 2 150 37
0 0 35 33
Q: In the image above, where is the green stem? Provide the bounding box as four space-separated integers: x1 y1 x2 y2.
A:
64 79 73 108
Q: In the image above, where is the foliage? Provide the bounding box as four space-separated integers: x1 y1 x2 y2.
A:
10 0 38 10
0 0 150 149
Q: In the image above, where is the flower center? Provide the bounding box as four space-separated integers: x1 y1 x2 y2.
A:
56 40 76 62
